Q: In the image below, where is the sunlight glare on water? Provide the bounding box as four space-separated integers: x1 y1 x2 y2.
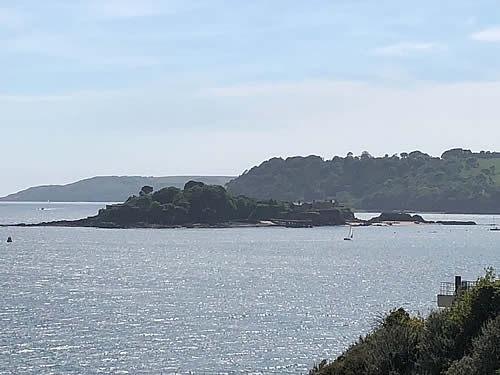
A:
0 203 499 374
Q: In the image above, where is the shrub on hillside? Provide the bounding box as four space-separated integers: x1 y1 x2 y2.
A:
309 269 500 375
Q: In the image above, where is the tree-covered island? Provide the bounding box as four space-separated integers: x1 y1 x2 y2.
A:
5 181 476 228
24 181 355 228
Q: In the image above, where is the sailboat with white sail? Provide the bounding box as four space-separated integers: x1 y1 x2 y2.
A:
344 225 353 240
490 215 500 231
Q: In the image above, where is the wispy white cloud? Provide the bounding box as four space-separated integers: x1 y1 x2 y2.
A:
2 78 500 195
373 42 439 56
470 26 500 42
5 78 500 140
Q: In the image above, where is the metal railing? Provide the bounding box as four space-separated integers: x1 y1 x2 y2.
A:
439 282 455 296
439 280 476 296
160 370 307 374
459 280 477 291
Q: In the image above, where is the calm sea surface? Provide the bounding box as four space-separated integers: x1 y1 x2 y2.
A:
1 203 499 374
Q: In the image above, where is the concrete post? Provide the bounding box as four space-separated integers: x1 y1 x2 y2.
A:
455 275 462 294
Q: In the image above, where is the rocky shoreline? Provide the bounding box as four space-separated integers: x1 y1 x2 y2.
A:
361 212 476 226
1 212 477 229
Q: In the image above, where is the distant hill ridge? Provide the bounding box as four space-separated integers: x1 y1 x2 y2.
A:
0 176 235 202
226 148 500 213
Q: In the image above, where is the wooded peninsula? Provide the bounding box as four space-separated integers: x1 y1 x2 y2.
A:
227 148 500 213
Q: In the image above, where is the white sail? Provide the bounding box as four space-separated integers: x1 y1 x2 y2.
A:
344 225 353 240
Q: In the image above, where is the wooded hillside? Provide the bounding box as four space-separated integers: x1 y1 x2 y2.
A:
227 149 500 213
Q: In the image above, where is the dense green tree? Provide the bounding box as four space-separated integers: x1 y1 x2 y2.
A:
152 186 181 205
139 185 153 196
446 315 500 375
184 180 205 191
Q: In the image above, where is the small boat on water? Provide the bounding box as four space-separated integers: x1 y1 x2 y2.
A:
490 216 499 230
6 236 12 243
344 226 353 240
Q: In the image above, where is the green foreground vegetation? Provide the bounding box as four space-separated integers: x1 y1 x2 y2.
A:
227 148 500 213
309 269 500 375
70 181 354 228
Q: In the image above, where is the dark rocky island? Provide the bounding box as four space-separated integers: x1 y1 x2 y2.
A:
10 181 355 229
366 212 476 226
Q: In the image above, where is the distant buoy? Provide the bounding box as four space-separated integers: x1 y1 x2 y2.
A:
7 236 12 243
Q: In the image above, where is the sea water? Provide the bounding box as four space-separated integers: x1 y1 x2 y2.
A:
0 203 499 374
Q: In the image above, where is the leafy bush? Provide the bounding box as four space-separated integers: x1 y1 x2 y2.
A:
309 269 500 375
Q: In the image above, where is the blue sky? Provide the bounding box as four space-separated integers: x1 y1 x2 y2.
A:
1 0 500 195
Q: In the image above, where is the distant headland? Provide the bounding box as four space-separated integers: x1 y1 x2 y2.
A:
0 176 235 203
